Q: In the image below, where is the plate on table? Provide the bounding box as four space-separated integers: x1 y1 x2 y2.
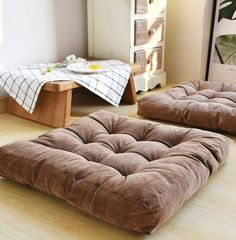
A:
67 62 111 74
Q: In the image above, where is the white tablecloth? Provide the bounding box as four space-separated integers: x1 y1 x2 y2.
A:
0 60 130 113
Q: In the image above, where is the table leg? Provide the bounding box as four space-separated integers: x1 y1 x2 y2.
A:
121 74 137 104
7 89 72 128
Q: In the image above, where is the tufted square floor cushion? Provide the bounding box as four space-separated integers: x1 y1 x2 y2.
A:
138 80 236 134
0 110 231 233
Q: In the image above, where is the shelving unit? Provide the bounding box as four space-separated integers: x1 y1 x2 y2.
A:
87 0 167 91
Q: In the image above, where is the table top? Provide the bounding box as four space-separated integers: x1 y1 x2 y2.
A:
43 63 141 92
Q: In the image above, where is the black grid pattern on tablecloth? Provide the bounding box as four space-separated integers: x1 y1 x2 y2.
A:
0 60 130 113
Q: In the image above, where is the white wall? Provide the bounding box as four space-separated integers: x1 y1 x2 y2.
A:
54 0 88 61
165 0 214 83
0 0 87 97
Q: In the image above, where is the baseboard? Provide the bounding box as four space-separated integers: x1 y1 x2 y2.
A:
0 97 8 114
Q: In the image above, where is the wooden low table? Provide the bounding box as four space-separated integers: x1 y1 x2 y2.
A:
7 64 141 128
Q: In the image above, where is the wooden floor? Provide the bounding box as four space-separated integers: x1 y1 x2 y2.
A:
0 85 236 240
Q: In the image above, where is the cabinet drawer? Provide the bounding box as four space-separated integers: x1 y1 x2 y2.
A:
134 47 162 74
135 0 167 14
134 18 164 45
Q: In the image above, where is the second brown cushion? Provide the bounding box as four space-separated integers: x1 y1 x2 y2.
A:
138 80 236 134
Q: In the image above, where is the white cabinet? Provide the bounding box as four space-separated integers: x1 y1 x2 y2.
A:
87 0 167 91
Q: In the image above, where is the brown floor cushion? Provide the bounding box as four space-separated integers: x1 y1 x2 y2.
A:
138 80 236 134
0 110 231 233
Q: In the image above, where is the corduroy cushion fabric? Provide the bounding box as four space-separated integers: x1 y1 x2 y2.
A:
0 110 231 233
138 80 236 134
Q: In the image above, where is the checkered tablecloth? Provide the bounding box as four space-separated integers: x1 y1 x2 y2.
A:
0 60 130 113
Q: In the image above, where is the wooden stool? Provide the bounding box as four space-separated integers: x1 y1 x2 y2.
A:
7 64 141 128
